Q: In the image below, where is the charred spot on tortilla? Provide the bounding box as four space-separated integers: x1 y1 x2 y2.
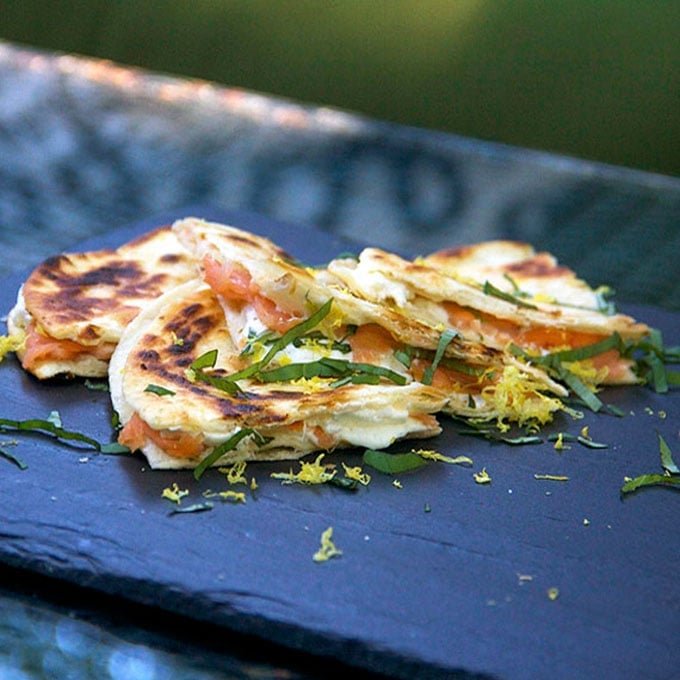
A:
9 226 199 379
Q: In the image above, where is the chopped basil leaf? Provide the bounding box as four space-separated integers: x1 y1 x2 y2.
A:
169 501 215 515
1 447 27 470
621 474 680 494
100 442 132 455
84 379 110 392
576 436 608 449
228 299 334 382
0 417 102 450
483 280 538 309
193 428 268 480
144 384 176 397
191 349 219 370
422 329 458 385
0 416 131 456
659 433 679 475
362 449 429 474
393 348 412 368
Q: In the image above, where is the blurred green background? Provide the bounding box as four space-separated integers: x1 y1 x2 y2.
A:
2 1 678 176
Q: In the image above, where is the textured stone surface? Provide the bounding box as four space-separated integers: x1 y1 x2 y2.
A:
1 41 678 309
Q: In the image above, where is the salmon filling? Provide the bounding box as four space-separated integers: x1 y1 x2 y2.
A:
119 412 205 459
203 254 301 333
21 322 115 371
443 302 632 383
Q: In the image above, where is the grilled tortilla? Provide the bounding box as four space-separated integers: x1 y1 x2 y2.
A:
172 218 569 429
110 279 448 469
7 227 198 379
327 243 650 386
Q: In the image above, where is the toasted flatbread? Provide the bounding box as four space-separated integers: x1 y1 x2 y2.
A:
327 244 650 385
7 227 198 379
110 280 448 469
172 218 569 430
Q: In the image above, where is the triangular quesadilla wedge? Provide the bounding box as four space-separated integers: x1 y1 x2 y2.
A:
110 279 448 469
172 218 570 430
7 227 198 379
327 244 650 388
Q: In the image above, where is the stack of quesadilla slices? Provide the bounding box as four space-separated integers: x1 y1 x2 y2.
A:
4 217 651 470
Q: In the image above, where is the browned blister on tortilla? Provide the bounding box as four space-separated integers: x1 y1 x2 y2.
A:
8 227 199 378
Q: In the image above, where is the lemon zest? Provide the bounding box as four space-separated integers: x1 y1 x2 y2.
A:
563 360 609 390
219 460 248 485
313 526 342 562
392 479 403 489
341 462 371 486
474 467 492 484
482 364 567 432
0 330 26 362
413 449 473 466
271 453 336 485
162 483 189 504
534 474 570 481
554 433 571 451
203 489 247 503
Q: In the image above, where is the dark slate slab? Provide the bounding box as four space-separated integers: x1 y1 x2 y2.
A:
1 208 678 679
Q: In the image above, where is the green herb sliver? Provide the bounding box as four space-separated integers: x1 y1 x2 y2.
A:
422 329 458 385
229 299 335 383
362 449 429 474
621 433 680 495
144 384 176 397
0 417 130 455
193 428 270 480
483 281 538 309
1 447 27 470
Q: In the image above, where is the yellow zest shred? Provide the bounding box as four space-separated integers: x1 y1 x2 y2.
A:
413 449 473 466
313 526 343 562
162 483 189 504
534 474 570 482
219 460 249 485
580 426 590 440
392 479 403 489
473 467 492 484
250 477 258 491
554 433 571 451
482 365 567 432
563 360 609 390
547 587 560 601
270 453 336 485
0 330 26 362
341 462 371 486
208 490 246 504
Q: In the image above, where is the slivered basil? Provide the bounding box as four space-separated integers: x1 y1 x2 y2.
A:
483 281 538 309
422 329 458 385
191 349 219 370
144 384 175 397
228 299 335 382
193 428 270 480
659 433 679 475
1 447 27 470
621 474 680 494
257 358 407 386
0 417 129 454
363 449 429 474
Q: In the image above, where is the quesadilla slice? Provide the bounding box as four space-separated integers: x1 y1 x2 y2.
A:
7 227 198 379
172 218 570 431
327 243 650 388
110 280 448 469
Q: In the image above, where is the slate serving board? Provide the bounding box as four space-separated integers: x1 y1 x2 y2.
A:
1 208 678 680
